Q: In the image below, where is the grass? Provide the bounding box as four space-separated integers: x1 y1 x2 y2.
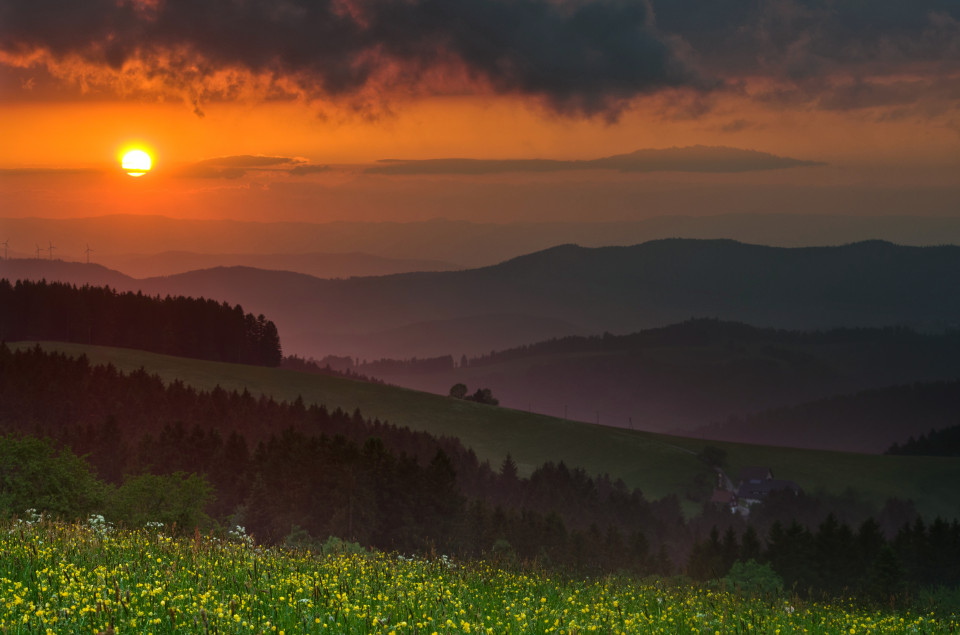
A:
1 517 955 634
13 341 960 520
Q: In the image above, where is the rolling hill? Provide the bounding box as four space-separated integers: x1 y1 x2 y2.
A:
693 381 960 453
12 341 960 520
4 239 960 362
363 320 960 444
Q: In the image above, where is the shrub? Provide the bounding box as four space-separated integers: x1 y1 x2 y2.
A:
722 559 784 597
0 434 104 520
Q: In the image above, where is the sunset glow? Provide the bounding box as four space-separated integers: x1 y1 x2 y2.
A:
0 1 954 235
121 149 152 177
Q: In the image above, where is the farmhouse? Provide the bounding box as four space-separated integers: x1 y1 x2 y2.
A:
709 488 738 513
735 467 801 506
709 466 801 515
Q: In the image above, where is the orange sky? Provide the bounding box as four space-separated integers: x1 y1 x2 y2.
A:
2 89 958 167
1 91 957 225
1 0 958 225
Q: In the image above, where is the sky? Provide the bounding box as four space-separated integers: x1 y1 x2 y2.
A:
1 0 958 225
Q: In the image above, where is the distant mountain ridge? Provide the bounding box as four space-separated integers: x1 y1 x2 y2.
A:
101 250 459 279
5 213 960 269
3 239 959 361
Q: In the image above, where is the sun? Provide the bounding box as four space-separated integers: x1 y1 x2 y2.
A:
121 149 152 177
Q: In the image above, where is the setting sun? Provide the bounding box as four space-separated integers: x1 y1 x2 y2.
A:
121 149 152 177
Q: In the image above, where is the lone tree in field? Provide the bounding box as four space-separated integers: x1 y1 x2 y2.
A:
448 383 499 405
466 387 499 406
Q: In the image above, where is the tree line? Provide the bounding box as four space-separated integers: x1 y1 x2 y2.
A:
280 354 384 384
464 319 960 368
687 514 960 602
0 279 281 366
2 343 957 603
887 423 960 456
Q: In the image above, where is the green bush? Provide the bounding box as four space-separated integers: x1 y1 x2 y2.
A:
321 535 367 556
108 472 213 531
722 559 784 597
0 434 104 520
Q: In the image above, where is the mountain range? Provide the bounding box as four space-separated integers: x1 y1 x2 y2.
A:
5 213 960 271
4 239 960 363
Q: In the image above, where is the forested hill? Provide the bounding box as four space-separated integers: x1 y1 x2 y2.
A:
5 343 960 596
0 279 282 366
5 240 960 361
888 424 960 457
464 319 960 367
378 319 960 448
0 343 672 572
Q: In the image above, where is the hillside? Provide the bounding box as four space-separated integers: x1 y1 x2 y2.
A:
4 239 960 361
695 381 960 453
12 341 960 520
366 320 960 444
0 279 281 366
4 520 952 634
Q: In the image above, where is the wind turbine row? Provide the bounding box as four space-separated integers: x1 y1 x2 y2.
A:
0 241 94 263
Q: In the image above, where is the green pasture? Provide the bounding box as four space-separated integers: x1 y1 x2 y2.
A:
14 341 960 520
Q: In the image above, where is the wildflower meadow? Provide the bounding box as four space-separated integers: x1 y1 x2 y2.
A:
0 515 955 634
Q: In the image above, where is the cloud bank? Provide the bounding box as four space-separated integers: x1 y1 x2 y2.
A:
366 146 825 175
3 0 955 118
177 155 304 178
651 0 960 113
0 0 695 117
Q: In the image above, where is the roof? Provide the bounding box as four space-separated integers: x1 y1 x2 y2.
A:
710 489 736 504
738 467 773 483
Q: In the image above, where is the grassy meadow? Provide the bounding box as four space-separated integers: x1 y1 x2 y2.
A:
1 517 955 634
13 341 960 520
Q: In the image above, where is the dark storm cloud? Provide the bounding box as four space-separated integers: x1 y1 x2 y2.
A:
650 0 960 110
0 0 698 117
652 0 960 73
5 0 955 117
366 146 825 175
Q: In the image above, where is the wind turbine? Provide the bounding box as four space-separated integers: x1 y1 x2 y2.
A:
0 239 7 260
48 240 55 261
35 244 42 259
84 243 94 264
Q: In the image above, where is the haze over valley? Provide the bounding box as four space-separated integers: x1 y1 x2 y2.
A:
5 237 960 451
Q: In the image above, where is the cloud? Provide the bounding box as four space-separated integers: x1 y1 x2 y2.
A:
177 155 303 179
365 145 825 175
719 119 756 134
0 0 699 118
653 1 960 74
650 0 960 113
0 167 101 176
4 0 955 119
287 164 332 176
